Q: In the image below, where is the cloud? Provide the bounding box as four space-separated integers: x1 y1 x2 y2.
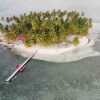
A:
0 0 100 22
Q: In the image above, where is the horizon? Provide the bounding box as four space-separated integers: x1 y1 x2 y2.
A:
0 0 100 22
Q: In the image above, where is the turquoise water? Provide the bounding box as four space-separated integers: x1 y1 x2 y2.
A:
1 45 100 100
0 0 100 99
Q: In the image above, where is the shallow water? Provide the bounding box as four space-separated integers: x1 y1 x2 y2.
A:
1 0 100 99
1 30 100 100
0 24 100 99
1 45 100 100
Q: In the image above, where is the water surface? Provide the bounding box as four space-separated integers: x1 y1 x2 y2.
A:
1 45 100 100
0 0 100 100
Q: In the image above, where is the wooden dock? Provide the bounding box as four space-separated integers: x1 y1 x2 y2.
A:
6 50 38 82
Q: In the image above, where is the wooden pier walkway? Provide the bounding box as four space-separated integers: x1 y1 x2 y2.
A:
6 50 38 82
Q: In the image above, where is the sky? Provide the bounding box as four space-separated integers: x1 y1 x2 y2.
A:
0 0 100 22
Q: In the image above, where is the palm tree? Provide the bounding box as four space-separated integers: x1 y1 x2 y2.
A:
1 10 92 47
0 23 4 32
10 17 13 22
23 13 27 17
1 16 4 21
54 17 61 34
6 17 10 23
81 12 84 16
31 19 38 33
51 9 56 18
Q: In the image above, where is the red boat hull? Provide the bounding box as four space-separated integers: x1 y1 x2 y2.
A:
16 64 25 72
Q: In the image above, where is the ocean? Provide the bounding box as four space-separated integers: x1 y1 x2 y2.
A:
0 0 100 100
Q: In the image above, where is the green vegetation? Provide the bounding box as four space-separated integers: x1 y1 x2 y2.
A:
72 37 79 46
0 10 92 47
0 23 4 32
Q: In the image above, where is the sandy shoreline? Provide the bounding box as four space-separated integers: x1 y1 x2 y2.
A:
14 36 89 55
0 32 90 56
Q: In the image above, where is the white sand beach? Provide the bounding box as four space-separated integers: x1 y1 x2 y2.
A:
1 28 98 63
0 0 100 62
13 36 89 55
0 31 90 56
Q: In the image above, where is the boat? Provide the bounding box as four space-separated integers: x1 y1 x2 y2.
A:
16 64 25 72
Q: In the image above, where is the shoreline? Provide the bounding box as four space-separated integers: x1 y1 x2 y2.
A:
13 36 89 55
0 32 91 57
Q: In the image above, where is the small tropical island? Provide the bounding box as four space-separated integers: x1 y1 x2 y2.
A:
0 10 92 56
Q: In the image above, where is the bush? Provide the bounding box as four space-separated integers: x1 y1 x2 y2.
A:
72 37 79 46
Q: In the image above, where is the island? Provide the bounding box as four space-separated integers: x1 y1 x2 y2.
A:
0 10 92 57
